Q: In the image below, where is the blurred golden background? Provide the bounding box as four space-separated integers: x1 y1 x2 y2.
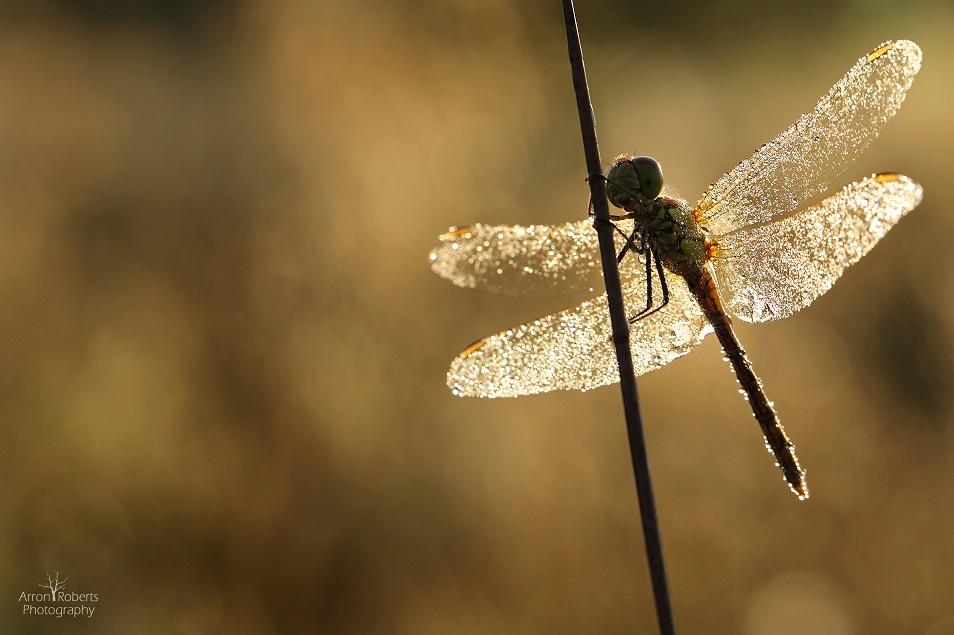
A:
0 0 952 633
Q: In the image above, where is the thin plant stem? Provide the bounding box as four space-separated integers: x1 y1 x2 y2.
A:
560 2 677 634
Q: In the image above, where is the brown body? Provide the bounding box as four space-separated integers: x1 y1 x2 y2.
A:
682 266 805 497
612 183 807 497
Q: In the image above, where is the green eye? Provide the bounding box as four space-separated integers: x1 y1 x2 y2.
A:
605 158 638 208
631 156 663 199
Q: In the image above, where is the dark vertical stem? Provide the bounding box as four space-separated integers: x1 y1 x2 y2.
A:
561 2 677 634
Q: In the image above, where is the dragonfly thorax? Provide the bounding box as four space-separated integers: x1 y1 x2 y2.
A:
641 197 710 276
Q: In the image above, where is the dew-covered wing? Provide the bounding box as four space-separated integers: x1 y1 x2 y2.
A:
429 219 643 296
447 272 709 397
712 173 923 323
694 40 921 237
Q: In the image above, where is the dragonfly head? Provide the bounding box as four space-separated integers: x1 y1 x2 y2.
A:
606 155 664 209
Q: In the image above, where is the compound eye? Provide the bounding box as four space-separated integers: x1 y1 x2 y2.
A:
605 158 638 208
631 156 663 199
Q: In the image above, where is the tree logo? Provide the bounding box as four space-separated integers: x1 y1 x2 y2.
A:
19 571 98 618
39 571 68 600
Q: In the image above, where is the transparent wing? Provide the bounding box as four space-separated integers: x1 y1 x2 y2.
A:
429 219 642 296
712 173 923 323
447 273 710 397
694 40 921 236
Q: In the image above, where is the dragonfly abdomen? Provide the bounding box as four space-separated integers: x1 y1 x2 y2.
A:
682 266 809 499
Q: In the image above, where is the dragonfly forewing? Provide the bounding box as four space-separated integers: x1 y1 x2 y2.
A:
448 272 710 397
429 220 611 296
694 40 921 236
712 173 923 323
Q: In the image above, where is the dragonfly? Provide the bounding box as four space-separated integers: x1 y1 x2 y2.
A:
429 40 923 499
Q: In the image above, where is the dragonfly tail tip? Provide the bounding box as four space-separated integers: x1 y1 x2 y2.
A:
791 479 810 501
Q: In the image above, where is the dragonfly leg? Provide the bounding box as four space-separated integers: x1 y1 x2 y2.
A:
589 209 634 223
616 226 640 263
649 250 670 315
628 236 654 321
591 216 641 263
629 245 670 323
656 252 670 308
